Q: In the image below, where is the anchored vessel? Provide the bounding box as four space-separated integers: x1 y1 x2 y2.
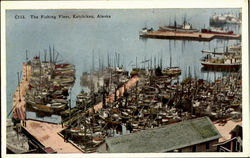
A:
139 27 154 36
158 21 199 33
200 47 241 70
210 13 241 26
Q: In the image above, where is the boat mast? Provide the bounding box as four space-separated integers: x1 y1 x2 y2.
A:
44 49 47 62
136 56 137 68
84 104 87 152
170 51 172 68
49 45 52 63
25 50 28 81
52 45 55 63
17 72 21 102
69 89 71 126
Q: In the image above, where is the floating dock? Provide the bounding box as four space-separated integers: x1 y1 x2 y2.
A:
140 31 241 41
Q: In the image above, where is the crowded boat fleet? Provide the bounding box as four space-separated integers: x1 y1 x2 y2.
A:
25 48 75 115
59 62 241 152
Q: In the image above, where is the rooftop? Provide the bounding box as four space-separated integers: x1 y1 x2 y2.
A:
105 117 221 153
214 119 242 142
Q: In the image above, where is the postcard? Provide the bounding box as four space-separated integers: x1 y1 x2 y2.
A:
1 0 249 157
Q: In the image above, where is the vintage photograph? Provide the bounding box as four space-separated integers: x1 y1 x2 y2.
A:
1 1 248 156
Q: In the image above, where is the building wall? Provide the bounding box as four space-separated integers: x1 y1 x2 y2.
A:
97 142 108 153
180 139 218 152
101 139 219 153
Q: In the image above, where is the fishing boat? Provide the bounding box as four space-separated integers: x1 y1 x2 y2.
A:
130 68 139 77
159 20 199 33
200 53 241 70
92 137 104 144
139 27 154 36
162 67 181 76
51 102 67 111
32 104 54 113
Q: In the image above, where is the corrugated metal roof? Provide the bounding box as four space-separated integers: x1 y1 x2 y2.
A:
105 117 221 153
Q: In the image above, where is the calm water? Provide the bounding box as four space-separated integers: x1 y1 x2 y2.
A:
6 9 241 118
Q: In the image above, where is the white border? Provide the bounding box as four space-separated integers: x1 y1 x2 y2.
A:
1 0 249 157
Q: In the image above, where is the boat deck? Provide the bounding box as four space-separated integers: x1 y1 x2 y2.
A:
140 31 241 41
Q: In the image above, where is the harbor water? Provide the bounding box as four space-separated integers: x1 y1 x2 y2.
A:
6 9 241 119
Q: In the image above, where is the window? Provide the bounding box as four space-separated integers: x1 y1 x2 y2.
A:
192 145 196 152
206 142 210 149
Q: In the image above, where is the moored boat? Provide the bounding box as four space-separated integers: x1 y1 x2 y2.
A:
162 67 181 76
200 51 241 70
139 27 154 35
200 61 241 69
32 104 54 113
159 20 199 33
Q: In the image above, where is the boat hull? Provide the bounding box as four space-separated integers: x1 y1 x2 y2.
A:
201 62 241 70
159 26 199 33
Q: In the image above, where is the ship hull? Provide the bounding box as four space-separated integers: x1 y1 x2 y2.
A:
159 26 199 33
201 62 240 69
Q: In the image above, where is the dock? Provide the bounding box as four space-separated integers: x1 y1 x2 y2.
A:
10 58 83 153
214 119 242 142
23 120 82 153
140 31 241 41
91 76 140 113
12 63 32 122
64 76 140 125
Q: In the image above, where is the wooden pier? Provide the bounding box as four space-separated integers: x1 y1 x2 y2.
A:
11 62 83 153
90 76 140 113
64 76 140 125
140 31 241 41
12 63 32 122
23 120 82 153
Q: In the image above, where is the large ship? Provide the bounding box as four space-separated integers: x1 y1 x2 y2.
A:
201 27 234 35
158 20 199 33
200 48 241 70
210 13 241 26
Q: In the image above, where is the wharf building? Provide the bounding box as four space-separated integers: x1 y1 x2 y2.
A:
98 117 221 152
